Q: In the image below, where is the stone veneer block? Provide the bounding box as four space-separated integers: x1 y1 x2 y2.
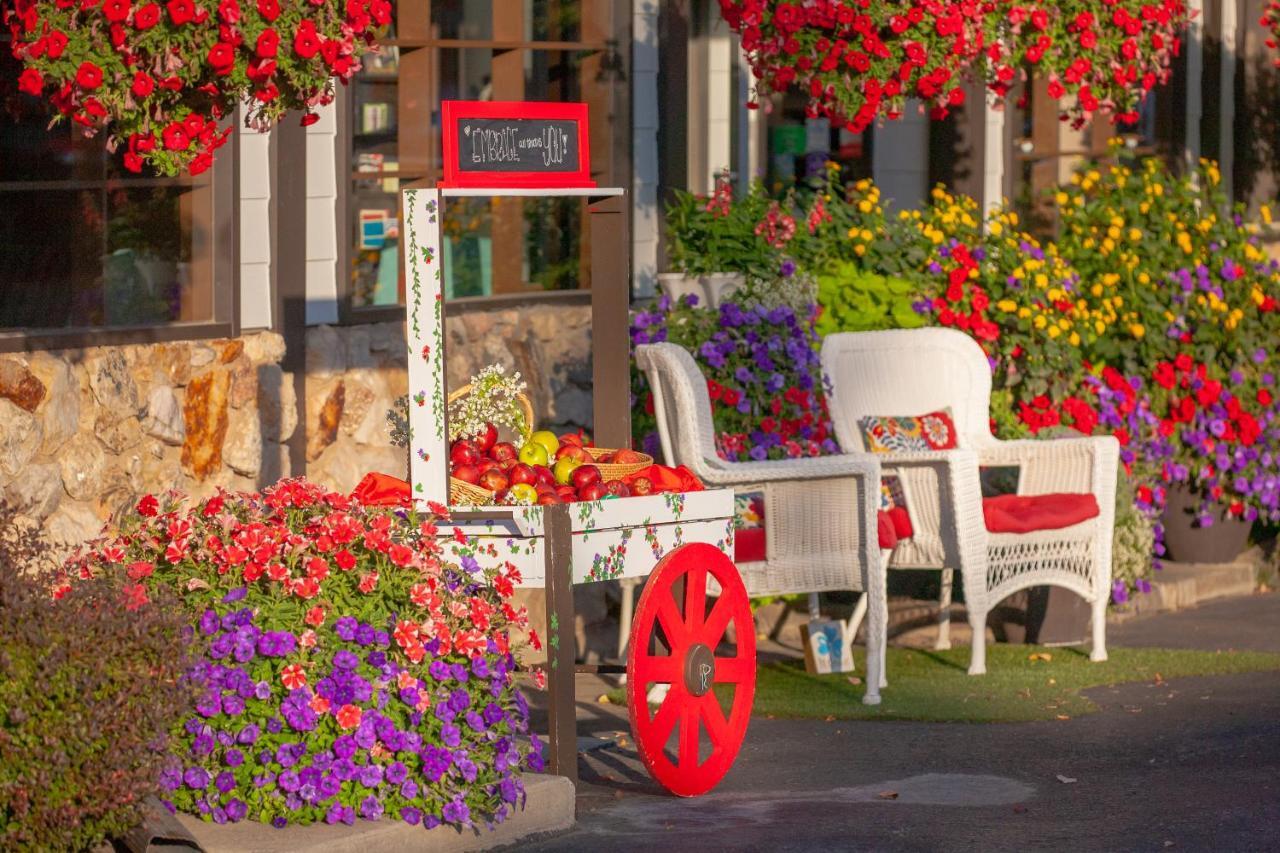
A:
182 370 231 481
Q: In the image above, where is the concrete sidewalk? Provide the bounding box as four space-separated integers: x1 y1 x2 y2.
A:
513 590 1280 852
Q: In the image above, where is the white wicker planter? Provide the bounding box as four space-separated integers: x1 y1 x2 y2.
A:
657 272 744 308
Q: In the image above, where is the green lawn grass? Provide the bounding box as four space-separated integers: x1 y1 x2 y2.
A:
610 645 1280 723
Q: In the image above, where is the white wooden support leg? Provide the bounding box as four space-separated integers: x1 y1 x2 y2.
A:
935 568 954 651
843 592 868 659
967 606 987 675
617 577 640 661
1090 598 1108 662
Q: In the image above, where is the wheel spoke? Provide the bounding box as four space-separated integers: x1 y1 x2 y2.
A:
699 693 732 749
646 684 683 747
632 653 679 685
683 564 707 635
714 654 753 684
678 702 700 770
656 595 689 650
699 590 735 648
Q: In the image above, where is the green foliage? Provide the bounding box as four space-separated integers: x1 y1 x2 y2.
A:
0 540 192 851
664 178 785 280
814 263 925 337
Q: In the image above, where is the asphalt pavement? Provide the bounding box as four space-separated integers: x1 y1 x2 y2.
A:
511 593 1280 853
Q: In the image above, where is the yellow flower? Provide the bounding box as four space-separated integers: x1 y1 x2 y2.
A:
847 227 859 239
1138 272 1150 285
858 200 874 214
854 244 866 257
1263 205 1273 225
1128 228 1142 242
997 299 1018 312
1033 315 1048 330
1095 320 1107 335
1047 325 1061 339
989 220 1003 236
1129 323 1145 339
1069 332 1081 346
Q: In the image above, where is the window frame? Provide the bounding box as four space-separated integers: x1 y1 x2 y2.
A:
0 121 240 353
334 2 630 324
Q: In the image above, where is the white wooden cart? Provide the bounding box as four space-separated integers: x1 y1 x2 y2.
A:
399 182 757 797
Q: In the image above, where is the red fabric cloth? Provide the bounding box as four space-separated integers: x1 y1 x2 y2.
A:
351 472 412 507
876 510 900 550
982 492 1100 534
621 464 705 493
735 509 904 563
885 505 914 541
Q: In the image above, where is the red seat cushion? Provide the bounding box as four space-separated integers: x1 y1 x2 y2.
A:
734 510 905 562
982 493 1100 534
734 526 767 563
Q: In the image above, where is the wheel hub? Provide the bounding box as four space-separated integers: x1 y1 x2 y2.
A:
683 643 715 697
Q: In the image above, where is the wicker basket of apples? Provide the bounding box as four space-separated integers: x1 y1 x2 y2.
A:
449 425 653 507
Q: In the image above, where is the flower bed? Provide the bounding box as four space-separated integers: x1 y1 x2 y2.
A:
631 286 837 463
63 478 540 831
660 151 1280 597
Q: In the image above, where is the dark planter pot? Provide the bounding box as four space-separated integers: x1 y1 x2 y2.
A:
1160 483 1253 564
987 587 1090 646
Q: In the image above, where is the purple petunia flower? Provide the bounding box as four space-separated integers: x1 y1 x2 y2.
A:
442 797 470 825
334 617 358 641
401 806 421 825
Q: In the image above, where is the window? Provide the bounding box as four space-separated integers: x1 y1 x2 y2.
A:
0 36 235 349
339 0 630 315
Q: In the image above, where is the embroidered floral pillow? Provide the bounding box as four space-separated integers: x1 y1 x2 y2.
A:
858 409 958 454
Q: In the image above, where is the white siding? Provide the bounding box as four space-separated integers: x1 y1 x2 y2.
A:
872 105 929 210
632 0 660 299
305 102 340 325
239 130 273 329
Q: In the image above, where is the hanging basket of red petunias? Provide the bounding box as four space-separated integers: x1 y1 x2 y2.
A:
3 0 388 175
717 0 1191 132
1263 2 1280 68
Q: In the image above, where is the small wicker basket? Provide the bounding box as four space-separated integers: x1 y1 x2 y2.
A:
447 383 535 506
585 446 653 481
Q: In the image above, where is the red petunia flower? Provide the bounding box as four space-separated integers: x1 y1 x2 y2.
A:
256 27 279 58
166 0 194 24
75 61 103 90
294 20 322 58
163 123 191 151
336 703 362 728
131 70 154 97
17 68 42 95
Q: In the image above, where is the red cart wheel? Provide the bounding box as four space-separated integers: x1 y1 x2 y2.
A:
626 542 755 797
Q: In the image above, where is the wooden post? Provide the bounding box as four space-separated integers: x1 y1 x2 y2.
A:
589 194 631 449
542 501 577 784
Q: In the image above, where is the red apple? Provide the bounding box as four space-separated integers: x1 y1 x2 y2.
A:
450 440 479 467
604 480 631 498
560 433 584 448
491 442 518 463
556 485 577 502
555 444 590 462
476 422 498 452
478 468 509 492
452 464 481 485
578 481 607 502
499 457 517 471
611 448 645 464
534 465 557 488
493 488 511 504
570 464 602 491
630 476 654 496
509 463 537 486
537 493 563 505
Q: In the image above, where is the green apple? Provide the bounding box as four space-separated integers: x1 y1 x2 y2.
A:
509 482 538 504
529 430 560 457
517 442 549 467
553 455 583 485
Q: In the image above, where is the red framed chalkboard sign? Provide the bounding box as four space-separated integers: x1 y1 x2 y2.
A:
440 100 595 189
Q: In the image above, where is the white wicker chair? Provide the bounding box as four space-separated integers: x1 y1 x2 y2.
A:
634 342 890 704
820 328 1119 675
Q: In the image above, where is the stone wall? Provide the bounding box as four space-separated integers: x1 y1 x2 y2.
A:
0 332 293 555
1 299 593 555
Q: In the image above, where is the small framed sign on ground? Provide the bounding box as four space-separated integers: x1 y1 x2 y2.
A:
440 100 594 188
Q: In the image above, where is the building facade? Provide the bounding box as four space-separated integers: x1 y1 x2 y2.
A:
0 1 1277 550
